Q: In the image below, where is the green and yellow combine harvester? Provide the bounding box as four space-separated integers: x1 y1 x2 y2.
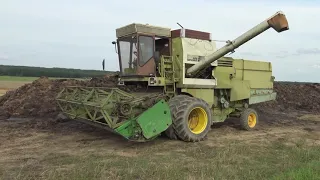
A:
56 11 289 142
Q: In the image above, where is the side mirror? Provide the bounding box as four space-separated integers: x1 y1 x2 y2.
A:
112 41 118 54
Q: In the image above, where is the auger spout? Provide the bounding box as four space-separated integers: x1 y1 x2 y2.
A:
186 11 289 76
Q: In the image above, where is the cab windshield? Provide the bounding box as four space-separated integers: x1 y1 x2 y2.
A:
118 36 137 75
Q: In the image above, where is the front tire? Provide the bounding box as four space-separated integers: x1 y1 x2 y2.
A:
169 95 213 142
164 95 190 140
240 108 259 130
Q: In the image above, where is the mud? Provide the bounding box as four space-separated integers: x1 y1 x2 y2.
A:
0 76 319 120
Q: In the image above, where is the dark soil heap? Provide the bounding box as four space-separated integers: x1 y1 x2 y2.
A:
0 77 319 119
256 82 320 113
0 76 118 118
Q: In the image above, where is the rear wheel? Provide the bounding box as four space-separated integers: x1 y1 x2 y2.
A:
240 108 258 130
167 95 213 142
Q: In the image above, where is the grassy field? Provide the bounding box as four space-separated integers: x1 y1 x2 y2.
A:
0 76 86 81
0 76 85 96
0 76 42 82
0 113 319 180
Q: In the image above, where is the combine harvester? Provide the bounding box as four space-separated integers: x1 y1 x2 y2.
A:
56 11 289 142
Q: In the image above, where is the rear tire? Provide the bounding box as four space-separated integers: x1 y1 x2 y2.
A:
168 95 213 142
240 108 258 130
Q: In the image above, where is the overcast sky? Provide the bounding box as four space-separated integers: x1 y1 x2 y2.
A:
1 0 320 82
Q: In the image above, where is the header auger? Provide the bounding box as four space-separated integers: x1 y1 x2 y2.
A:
56 11 289 142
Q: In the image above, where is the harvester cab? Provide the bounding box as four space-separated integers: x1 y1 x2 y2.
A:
56 11 289 142
113 22 221 90
113 24 171 78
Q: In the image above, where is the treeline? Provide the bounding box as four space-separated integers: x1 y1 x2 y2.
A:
0 65 117 78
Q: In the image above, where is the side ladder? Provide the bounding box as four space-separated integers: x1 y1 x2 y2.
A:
161 56 176 97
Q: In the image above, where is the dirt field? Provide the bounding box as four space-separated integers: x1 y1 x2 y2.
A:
0 89 7 96
0 81 32 96
0 77 319 179
0 76 85 97
0 111 319 179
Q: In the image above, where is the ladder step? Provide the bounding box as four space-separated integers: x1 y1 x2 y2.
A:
161 55 175 96
165 91 175 93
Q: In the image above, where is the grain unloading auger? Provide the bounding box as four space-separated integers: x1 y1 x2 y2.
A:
56 11 289 142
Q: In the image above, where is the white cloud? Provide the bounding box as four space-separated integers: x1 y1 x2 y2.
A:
312 64 320 69
0 53 8 60
0 52 9 63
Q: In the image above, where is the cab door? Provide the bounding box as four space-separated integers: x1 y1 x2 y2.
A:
136 35 156 76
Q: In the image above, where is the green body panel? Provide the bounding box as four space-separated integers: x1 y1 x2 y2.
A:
233 59 273 89
171 37 218 89
250 89 274 95
214 59 274 101
212 108 235 122
114 119 138 139
249 92 277 104
114 100 172 140
230 80 251 101
171 38 183 83
213 66 233 89
181 88 214 107
136 100 172 139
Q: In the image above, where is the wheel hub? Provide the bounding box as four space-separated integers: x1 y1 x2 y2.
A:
248 113 257 128
188 107 208 134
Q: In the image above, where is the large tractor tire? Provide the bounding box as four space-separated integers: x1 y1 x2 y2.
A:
164 95 189 140
239 108 259 130
167 95 213 142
